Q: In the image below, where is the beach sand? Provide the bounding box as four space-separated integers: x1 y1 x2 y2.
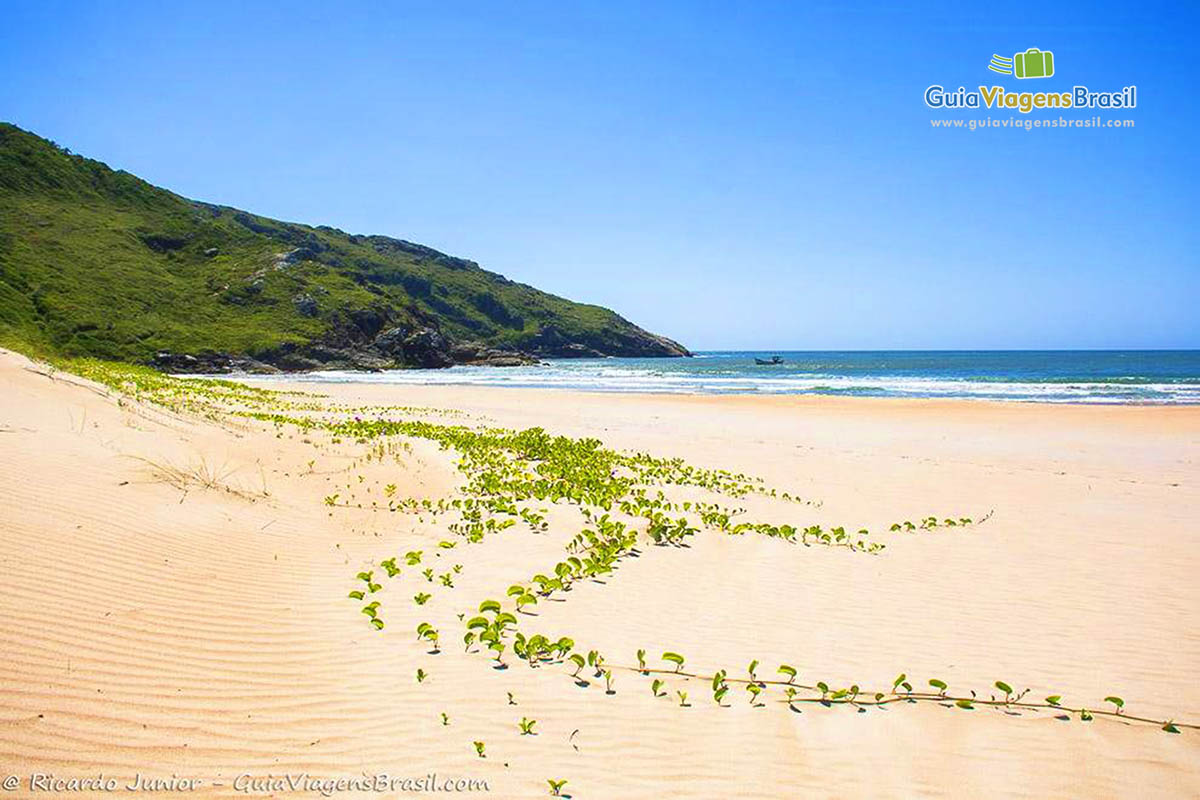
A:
0 348 1197 798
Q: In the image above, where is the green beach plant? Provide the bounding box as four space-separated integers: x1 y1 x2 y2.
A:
568 653 586 678
662 652 685 673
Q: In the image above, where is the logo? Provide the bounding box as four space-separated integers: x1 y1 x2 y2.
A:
924 46 1136 116
989 48 1055 79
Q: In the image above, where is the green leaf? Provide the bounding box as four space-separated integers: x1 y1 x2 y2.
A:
370 618 384 630
661 651 685 670
777 664 797 682
955 699 974 709
1104 695 1124 710
1045 695 1062 706
995 681 1013 695
478 599 501 615
929 678 947 691
1163 721 1180 734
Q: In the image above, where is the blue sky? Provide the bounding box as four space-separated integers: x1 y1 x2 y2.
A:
2 1 1197 349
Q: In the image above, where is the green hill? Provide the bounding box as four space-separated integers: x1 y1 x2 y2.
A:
0 122 688 371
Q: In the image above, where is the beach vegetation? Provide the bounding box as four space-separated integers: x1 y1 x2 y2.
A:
662 652 685 672
568 654 586 678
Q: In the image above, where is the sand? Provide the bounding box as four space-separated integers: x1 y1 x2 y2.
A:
0 348 1197 798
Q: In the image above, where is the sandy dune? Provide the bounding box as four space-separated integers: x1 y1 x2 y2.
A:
0 349 1197 798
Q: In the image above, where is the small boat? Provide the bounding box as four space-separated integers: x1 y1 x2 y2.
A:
754 356 784 365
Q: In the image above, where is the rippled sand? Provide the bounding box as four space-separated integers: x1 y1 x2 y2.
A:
1 350 1197 798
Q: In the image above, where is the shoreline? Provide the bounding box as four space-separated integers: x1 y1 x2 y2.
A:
219 371 1200 407
237 374 1200 420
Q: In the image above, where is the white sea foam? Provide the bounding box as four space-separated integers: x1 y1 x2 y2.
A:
235 360 1200 404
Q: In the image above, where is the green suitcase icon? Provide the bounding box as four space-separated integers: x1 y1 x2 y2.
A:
1014 48 1054 79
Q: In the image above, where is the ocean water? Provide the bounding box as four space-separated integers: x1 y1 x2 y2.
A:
253 351 1200 404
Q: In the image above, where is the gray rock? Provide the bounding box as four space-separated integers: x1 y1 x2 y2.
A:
373 326 410 356
401 328 454 368
476 355 528 367
293 293 319 317
349 352 394 371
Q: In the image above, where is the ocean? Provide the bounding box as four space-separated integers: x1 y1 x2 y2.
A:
251 351 1200 404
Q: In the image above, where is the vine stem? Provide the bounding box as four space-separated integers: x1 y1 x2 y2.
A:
599 663 1197 731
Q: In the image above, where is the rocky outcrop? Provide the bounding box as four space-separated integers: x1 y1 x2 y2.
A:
150 316 690 374
517 323 690 359
151 351 280 374
449 341 539 367
373 326 454 368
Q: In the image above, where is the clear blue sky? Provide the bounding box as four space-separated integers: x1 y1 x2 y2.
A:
2 1 1197 349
